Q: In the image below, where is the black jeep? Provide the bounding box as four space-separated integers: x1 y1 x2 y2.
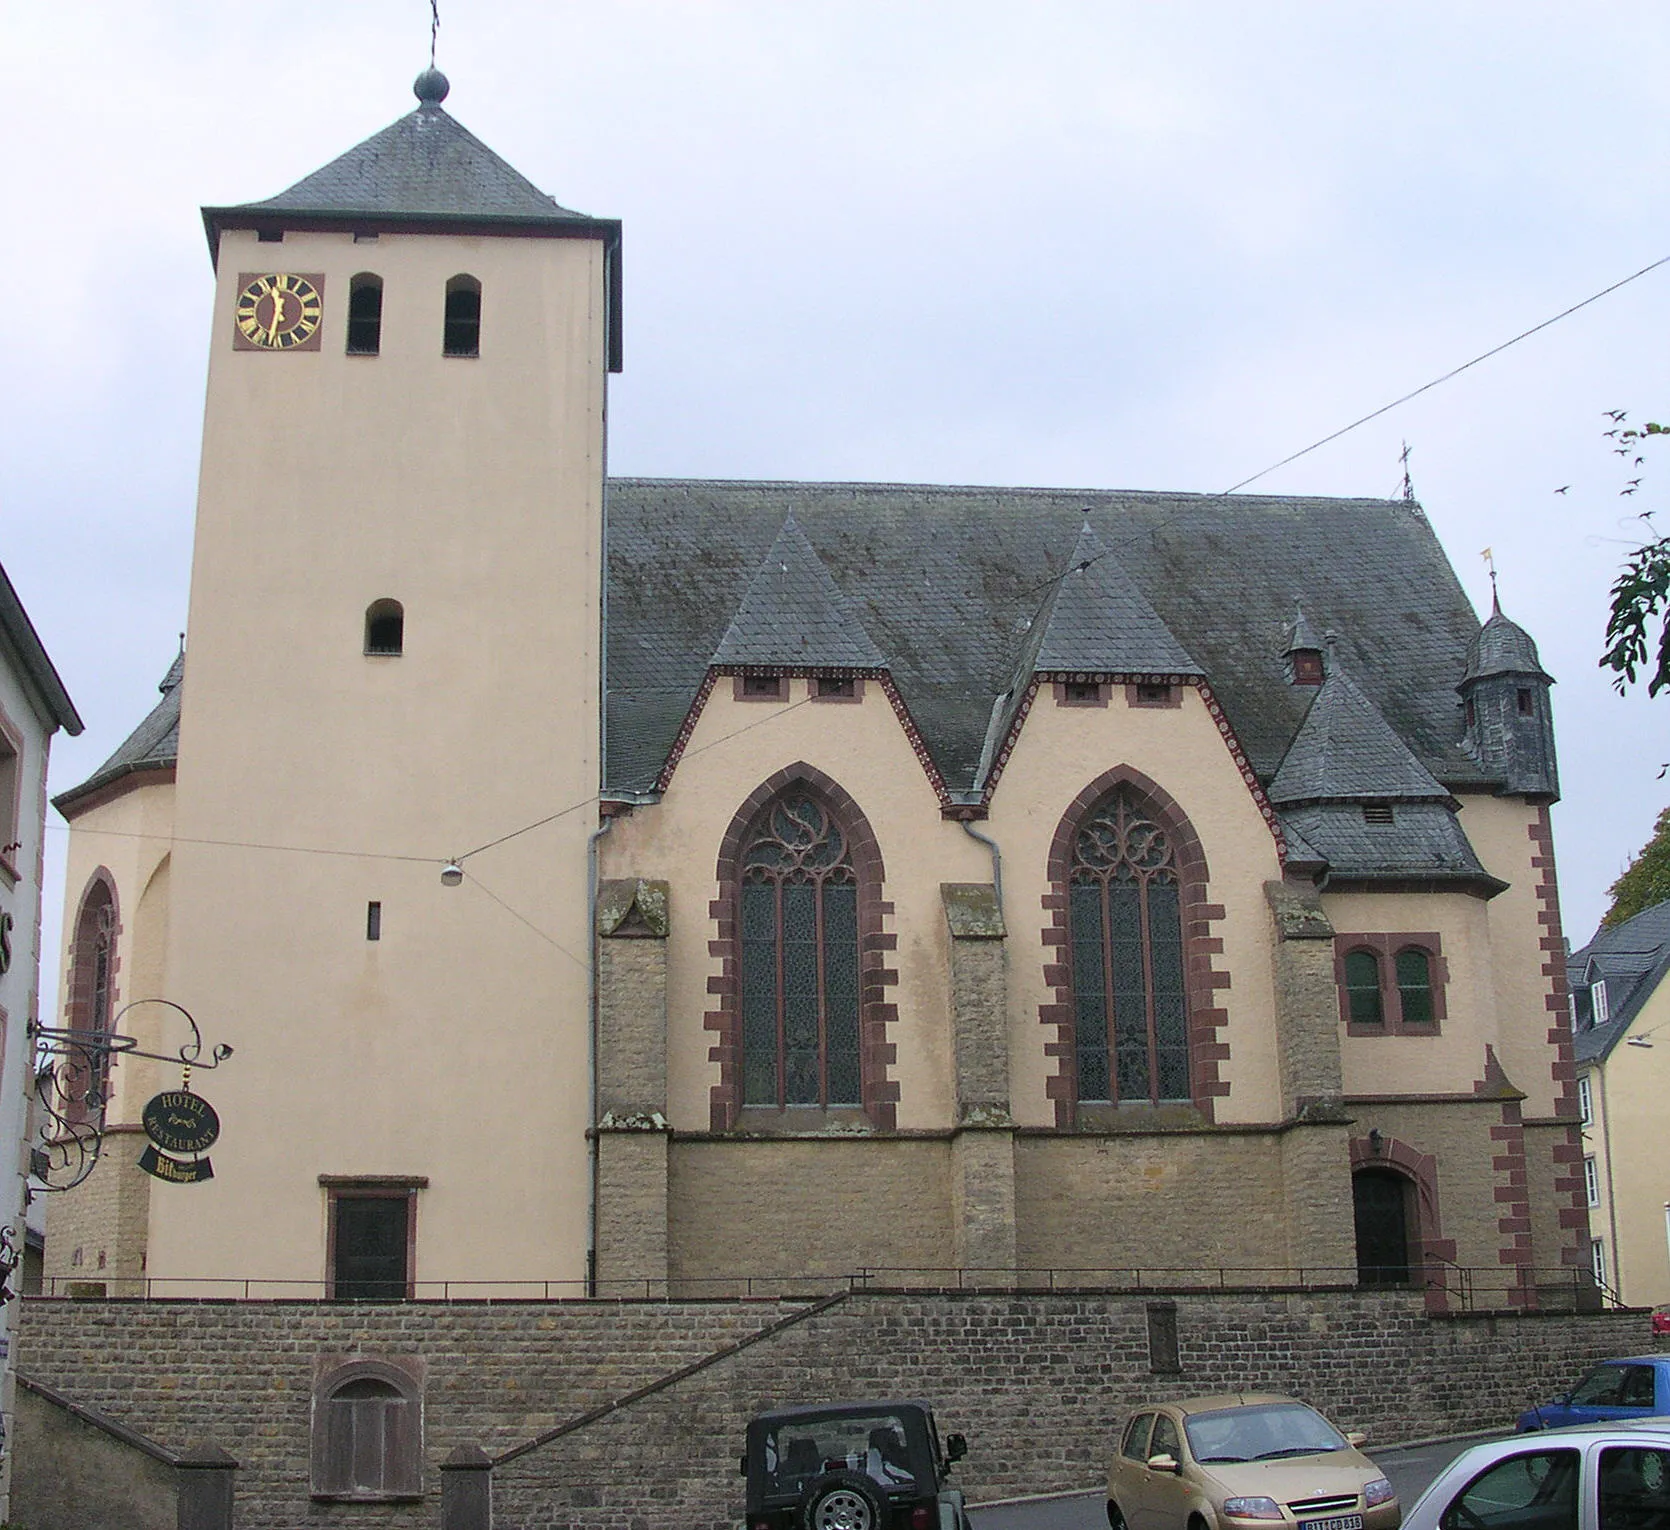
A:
741 1399 971 1530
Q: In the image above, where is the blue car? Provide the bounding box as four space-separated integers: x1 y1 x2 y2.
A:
1515 1355 1670 1430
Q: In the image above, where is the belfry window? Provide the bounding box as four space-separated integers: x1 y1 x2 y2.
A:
1067 786 1190 1105
364 599 404 656
346 274 383 355
738 790 862 1110
443 275 481 357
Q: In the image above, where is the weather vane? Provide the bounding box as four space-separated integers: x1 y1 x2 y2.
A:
1480 546 1499 604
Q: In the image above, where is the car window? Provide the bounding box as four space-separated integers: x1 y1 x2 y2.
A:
1438 1449 1579 1530
1183 1403 1347 1464
1570 1368 1629 1407
1618 1369 1659 1409
763 1412 919 1495
1150 1415 1182 1461
1123 1415 1155 1461
1599 1446 1670 1530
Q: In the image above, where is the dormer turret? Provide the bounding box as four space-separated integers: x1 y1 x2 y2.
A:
1283 606 1325 686
1458 595 1558 800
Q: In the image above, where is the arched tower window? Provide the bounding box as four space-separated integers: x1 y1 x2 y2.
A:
64 873 118 1124
739 790 862 1109
364 599 404 656
1065 785 1190 1105
346 274 383 355
443 275 480 357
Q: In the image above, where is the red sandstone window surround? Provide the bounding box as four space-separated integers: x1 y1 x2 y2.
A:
708 765 898 1132
1334 934 1446 1034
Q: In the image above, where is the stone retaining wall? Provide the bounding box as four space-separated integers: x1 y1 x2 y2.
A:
14 1289 1659 1530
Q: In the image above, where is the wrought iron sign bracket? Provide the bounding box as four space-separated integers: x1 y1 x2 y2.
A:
29 1000 233 1194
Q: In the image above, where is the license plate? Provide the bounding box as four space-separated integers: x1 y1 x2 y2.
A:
1299 1516 1363 1530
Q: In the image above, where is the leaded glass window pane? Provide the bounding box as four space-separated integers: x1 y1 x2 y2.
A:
823 885 860 1105
1344 949 1383 1025
741 885 779 1104
1068 786 1192 1107
1070 884 1110 1101
736 789 865 1112
1395 948 1433 1026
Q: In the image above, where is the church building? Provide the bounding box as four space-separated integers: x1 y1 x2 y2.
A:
45 71 1588 1311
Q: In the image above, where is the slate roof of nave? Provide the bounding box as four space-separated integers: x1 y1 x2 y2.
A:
65 480 1506 812
605 479 1494 797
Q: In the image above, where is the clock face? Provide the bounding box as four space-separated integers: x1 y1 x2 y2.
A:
233 272 324 350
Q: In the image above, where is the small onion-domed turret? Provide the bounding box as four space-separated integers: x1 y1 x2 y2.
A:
1458 595 1558 800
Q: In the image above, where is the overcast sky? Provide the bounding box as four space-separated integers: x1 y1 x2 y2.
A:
6 2 1668 1016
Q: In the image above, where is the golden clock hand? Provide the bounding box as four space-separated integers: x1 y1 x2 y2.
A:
267 287 284 343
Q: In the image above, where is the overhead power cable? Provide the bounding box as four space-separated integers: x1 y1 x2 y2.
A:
1222 252 1670 495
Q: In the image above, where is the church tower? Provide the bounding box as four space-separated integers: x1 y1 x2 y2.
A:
143 71 619 1292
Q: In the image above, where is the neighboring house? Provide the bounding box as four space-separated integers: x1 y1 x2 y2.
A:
0 561 81 1514
1571 898 1670 1307
44 69 1586 1318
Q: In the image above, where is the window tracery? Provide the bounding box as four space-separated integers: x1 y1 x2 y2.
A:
1067 787 1190 1104
739 791 861 1109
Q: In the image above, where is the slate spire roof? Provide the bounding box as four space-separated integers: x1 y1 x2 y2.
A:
1462 593 1552 685
204 72 609 242
1017 522 1203 679
53 652 181 816
1284 605 1324 657
1269 656 1449 806
1268 647 1497 891
710 515 886 668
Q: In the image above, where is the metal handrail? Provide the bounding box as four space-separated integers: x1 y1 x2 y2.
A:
29 1262 1622 1309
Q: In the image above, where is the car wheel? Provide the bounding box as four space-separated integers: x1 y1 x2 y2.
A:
801 1471 885 1530
1108 1499 1130 1530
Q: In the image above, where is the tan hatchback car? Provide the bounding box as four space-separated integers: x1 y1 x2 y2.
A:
1107 1394 1400 1530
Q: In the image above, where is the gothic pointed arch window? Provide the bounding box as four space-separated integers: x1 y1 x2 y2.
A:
64 872 118 1125
1042 770 1224 1122
739 790 862 1109
1066 786 1190 1104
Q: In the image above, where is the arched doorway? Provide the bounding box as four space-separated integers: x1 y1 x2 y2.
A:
1353 1168 1413 1285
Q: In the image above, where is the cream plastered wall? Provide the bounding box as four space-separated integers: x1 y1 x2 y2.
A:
602 680 987 1132
55 782 177 1123
1458 795 1563 1119
150 226 606 1289
988 685 1286 1126
1328 888 1501 1100
1587 989 1670 1306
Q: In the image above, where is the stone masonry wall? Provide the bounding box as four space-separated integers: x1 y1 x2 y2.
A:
15 1290 1657 1530
39 1123 150 1294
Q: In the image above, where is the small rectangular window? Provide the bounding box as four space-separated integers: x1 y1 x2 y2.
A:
1517 688 1533 716
741 674 783 699
1062 680 1103 705
353 231 380 244
257 229 285 243
366 902 381 941
1363 802 1395 825
1133 683 1172 705
1578 1074 1593 1127
815 676 854 699
443 281 481 357
331 1194 411 1299
1593 980 1610 1024
1585 1156 1600 1208
1591 1237 1607 1288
